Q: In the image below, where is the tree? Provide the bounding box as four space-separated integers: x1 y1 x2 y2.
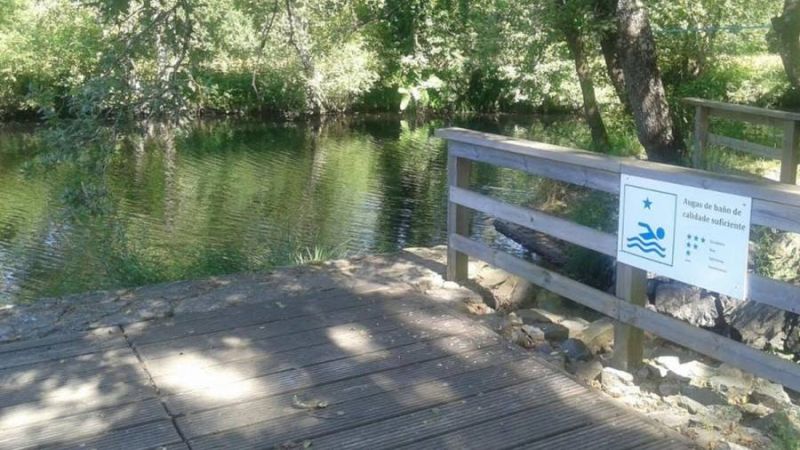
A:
594 0 629 111
614 0 686 163
771 0 800 93
547 0 611 152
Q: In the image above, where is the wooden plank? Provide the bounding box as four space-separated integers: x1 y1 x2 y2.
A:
449 235 621 317
55 420 183 450
0 398 168 450
748 274 800 314
613 263 647 371
167 335 516 418
515 414 675 450
439 127 800 213
186 356 548 450
0 348 138 389
0 327 122 354
159 286 381 325
436 128 624 174
0 334 129 370
450 235 800 392
781 120 800 184
450 142 620 194
447 153 472 281
156 330 496 401
683 97 800 124
394 394 615 450
308 375 586 450
136 295 443 362
147 313 463 380
751 199 800 234
616 297 800 392
125 289 381 345
0 361 150 412
450 186 616 256
174 343 525 433
707 133 781 160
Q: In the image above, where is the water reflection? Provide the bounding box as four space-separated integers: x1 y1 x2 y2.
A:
0 115 583 304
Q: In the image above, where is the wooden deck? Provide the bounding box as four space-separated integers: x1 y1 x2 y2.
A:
0 287 690 449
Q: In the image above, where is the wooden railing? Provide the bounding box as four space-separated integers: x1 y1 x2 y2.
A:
437 127 800 391
685 97 800 184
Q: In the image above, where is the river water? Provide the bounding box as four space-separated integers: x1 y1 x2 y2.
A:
0 115 586 304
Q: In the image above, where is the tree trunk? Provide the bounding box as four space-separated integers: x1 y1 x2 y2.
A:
772 0 800 91
595 0 630 111
615 0 685 163
564 31 611 152
599 32 630 111
285 0 325 115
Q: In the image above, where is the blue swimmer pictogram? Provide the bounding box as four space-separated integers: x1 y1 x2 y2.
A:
626 222 667 258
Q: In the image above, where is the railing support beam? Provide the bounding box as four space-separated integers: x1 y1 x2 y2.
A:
692 105 709 169
447 153 472 282
612 263 648 372
781 120 799 185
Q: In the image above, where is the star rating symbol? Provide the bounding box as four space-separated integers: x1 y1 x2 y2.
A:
643 198 653 209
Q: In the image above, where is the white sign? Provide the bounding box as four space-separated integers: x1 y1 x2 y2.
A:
617 175 752 300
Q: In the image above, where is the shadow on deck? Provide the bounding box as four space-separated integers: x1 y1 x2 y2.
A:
0 256 691 450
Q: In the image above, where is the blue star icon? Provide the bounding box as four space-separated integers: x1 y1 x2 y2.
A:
643 198 653 209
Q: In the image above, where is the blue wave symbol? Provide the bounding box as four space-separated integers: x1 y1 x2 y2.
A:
626 235 667 258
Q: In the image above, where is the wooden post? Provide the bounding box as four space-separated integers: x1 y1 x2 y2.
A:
612 262 648 372
780 120 799 185
692 106 709 169
446 151 472 282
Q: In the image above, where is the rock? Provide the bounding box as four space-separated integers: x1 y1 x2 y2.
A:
727 426 772 449
520 325 546 343
716 441 750 450
664 394 707 415
687 427 722 449
533 342 554 355
648 408 693 429
709 364 754 404
536 322 570 342
749 379 791 409
507 312 523 327
654 282 719 327
561 338 591 363
516 308 555 324
572 360 604 383
601 367 637 398
658 381 680 397
681 384 729 406
475 265 509 288
703 405 743 425
726 301 787 351
475 267 537 310
462 299 495 316
636 366 653 381
576 318 614 354
739 403 774 419
559 318 589 337
753 409 800 443
650 356 718 382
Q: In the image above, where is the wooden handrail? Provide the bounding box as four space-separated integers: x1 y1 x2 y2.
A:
438 127 800 390
684 97 800 122
683 98 800 184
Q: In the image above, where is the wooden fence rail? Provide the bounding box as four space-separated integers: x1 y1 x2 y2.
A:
685 97 800 184
437 127 800 391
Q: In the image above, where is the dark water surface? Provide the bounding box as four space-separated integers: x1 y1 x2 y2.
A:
0 115 588 304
